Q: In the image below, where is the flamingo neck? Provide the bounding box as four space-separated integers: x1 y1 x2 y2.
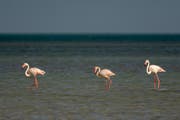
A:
25 64 31 77
146 61 151 75
95 67 101 77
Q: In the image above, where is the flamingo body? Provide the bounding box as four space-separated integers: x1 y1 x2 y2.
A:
93 66 115 90
98 69 115 78
28 67 46 77
144 60 166 89
148 65 166 74
22 63 45 89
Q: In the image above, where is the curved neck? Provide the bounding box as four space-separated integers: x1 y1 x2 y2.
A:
146 61 151 75
95 67 101 77
25 64 31 77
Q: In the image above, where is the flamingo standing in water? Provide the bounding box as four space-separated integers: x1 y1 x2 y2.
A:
93 66 115 90
144 59 166 89
22 63 46 89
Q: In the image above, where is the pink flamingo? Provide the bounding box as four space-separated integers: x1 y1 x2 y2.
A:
144 59 166 89
22 63 46 89
93 66 115 90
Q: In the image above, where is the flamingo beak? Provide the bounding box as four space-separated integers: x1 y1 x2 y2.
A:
22 64 25 68
93 67 96 73
144 62 147 67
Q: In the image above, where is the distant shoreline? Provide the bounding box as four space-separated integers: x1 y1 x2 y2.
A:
0 33 180 42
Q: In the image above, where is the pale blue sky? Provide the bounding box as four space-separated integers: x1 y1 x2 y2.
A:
0 0 180 33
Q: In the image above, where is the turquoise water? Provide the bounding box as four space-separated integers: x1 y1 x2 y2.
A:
0 41 180 120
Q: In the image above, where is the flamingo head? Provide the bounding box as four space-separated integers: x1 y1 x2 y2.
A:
144 59 149 66
22 63 28 68
93 66 100 74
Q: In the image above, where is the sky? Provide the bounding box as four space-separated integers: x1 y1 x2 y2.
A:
0 0 180 34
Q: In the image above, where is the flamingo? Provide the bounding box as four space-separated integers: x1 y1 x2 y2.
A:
22 63 46 89
144 59 166 89
93 66 115 90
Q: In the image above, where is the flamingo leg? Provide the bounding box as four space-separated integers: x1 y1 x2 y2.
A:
105 80 108 90
153 74 157 89
108 79 112 89
105 78 112 90
105 79 109 90
156 74 160 89
33 77 39 89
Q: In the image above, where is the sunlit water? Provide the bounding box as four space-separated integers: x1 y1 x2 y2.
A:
0 41 180 120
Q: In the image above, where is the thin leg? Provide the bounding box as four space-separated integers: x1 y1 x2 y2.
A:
108 79 112 89
105 80 108 90
106 79 111 90
153 74 157 89
156 74 160 89
34 77 39 89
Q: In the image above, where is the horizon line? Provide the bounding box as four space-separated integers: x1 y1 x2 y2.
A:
0 33 180 41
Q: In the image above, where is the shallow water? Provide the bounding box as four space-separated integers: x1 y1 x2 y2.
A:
0 41 180 120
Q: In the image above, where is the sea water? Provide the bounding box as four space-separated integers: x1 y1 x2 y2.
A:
0 40 179 120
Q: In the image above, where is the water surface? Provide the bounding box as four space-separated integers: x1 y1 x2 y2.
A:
0 40 180 120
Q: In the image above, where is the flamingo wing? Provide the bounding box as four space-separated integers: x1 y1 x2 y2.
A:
149 65 166 73
100 69 115 77
30 67 46 76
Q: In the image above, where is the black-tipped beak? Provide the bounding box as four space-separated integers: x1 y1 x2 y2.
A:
22 64 25 68
144 63 147 67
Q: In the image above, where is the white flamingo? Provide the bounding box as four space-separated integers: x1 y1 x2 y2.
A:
93 66 115 90
22 63 46 89
144 59 166 89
